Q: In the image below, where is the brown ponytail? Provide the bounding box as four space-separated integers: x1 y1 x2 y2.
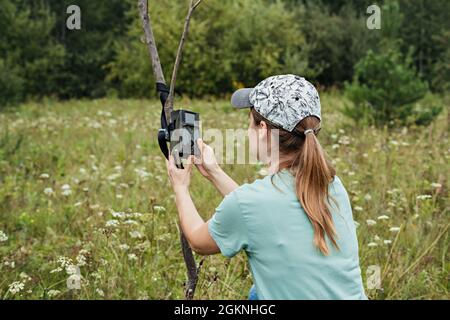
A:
251 108 339 255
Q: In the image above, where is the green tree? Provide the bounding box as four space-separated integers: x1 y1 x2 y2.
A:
343 48 441 127
108 0 311 98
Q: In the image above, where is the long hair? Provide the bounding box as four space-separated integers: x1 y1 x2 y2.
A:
250 107 339 255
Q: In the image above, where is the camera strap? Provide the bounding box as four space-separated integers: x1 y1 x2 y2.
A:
156 82 173 160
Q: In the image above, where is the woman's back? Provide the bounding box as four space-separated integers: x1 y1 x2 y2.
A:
208 169 367 299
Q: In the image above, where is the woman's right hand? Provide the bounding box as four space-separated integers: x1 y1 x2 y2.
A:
194 138 220 180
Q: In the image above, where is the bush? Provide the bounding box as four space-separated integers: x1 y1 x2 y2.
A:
108 0 311 98
342 48 441 127
0 59 25 109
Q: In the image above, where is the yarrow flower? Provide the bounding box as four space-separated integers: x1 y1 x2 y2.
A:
44 187 54 196
106 220 119 228
61 184 72 196
119 244 130 251
129 231 143 239
47 290 61 298
8 281 25 294
111 211 126 219
377 215 389 220
128 253 138 261
367 242 378 247
153 206 166 214
0 230 8 242
366 219 377 226
39 173 50 179
389 227 401 233
416 194 432 200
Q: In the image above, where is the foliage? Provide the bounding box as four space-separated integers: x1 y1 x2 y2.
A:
0 95 448 299
343 48 442 127
108 0 311 98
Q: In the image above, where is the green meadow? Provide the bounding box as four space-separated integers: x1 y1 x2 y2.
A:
0 93 448 299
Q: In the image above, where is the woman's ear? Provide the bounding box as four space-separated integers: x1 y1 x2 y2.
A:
258 120 268 140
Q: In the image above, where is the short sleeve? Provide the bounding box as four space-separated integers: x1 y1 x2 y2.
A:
208 191 249 258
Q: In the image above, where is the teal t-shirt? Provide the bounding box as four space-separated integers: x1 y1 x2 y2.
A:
208 169 368 300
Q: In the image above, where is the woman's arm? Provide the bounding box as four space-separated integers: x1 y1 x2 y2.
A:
173 186 220 255
166 154 220 255
195 139 239 196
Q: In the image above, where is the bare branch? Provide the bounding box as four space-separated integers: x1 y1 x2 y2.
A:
138 0 204 300
138 0 165 84
193 0 204 10
165 0 203 111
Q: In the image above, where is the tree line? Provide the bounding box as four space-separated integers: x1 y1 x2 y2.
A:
1 0 448 108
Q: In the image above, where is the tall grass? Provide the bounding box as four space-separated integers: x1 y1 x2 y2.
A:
0 93 448 299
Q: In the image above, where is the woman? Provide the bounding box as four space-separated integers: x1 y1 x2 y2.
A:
166 74 367 300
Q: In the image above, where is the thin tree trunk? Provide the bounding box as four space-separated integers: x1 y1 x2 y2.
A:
137 0 203 300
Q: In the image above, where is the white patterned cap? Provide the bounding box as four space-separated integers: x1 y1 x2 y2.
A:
231 74 321 132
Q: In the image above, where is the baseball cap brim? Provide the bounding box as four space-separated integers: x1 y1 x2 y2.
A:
231 88 254 108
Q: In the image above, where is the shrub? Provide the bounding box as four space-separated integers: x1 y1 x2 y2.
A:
342 48 441 127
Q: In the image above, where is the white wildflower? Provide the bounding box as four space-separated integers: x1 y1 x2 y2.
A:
354 206 363 212
0 230 8 242
416 194 432 200
118 244 130 251
367 242 378 247
389 227 401 233
76 254 87 267
111 211 125 219
39 173 50 179
338 136 350 145
128 253 138 261
96 288 105 297
107 173 121 181
50 267 63 274
19 272 31 281
66 264 79 275
106 220 119 228
134 168 152 180
430 182 442 189
123 219 138 226
389 140 399 146
129 230 143 239
377 215 389 220
61 184 72 196
8 281 25 294
366 219 377 226
57 256 73 268
47 290 61 297
153 206 166 214
44 187 54 196
383 240 392 245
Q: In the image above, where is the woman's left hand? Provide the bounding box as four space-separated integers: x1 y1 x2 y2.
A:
166 153 194 193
